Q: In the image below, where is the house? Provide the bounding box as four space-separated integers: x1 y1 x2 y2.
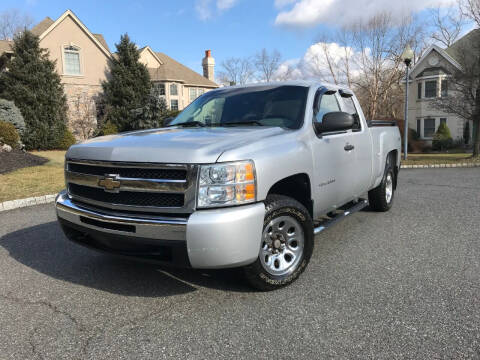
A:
0 9 218 139
406 30 478 144
138 47 218 111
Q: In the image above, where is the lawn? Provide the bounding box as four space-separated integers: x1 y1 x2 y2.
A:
402 153 479 165
0 151 66 202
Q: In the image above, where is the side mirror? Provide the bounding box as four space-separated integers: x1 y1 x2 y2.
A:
314 111 354 133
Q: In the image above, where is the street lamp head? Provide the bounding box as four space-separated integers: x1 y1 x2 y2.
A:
401 44 414 66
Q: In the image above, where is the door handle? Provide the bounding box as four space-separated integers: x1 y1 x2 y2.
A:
344 144 355 151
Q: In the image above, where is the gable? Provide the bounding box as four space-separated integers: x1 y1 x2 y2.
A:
409 46 461 79
139 47 163 68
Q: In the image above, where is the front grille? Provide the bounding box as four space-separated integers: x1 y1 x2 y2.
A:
68 163 187 180
69 183 184 208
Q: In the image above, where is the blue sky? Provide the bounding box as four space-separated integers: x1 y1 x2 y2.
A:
1 0 457 74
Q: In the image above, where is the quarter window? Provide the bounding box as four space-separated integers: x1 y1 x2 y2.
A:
425 81 437 98
170 83 178 96
170 99 178 110
64 45 81 75
424 118 436 138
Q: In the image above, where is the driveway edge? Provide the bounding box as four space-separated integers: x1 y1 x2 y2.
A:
400 162 480 169
0 194 56 213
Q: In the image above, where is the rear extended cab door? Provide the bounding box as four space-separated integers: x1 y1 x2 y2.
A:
337 90 374 199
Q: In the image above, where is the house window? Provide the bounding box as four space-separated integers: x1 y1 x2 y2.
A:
440 118 447 126
425 80 437 98
154 83 165 95
441 80 448 97
198 89 205 96
189 88 197 102
424 118 436 138
170 99 178 110
170 83 178 96
416 119 421 135
417 82 422 99
64 45 81 75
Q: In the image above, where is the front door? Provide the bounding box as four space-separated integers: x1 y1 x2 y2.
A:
311 90 355 216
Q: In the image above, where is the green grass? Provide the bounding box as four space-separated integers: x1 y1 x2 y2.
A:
401 153 479 165
0 151 66 202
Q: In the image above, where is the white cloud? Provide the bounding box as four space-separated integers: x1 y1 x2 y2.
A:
195 0 239 20
275 41 363 84
217 0 239 10
275 0 455 28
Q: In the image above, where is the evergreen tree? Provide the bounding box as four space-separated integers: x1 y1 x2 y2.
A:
432 122 453 151
0 31 67 150
102 34 151 131
131 86 168 130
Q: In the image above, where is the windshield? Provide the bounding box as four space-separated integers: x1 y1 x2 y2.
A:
168 85 309 129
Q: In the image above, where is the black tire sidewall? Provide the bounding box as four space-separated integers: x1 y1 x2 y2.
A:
244 195 314 290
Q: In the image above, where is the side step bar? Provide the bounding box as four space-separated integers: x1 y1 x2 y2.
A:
314 199 368 235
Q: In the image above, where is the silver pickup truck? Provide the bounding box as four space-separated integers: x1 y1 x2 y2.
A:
55 81 401 290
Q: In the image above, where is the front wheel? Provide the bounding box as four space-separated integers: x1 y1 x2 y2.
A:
243 195 314 291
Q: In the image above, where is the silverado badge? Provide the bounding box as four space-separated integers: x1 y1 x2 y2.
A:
98 175 121 192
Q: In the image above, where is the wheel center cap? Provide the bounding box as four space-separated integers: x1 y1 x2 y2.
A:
273 239 282 249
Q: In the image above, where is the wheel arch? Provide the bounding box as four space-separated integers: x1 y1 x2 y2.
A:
266 173 313 217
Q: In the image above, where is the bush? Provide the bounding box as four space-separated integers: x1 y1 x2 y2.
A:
56 129 76 150
432 122 453 151
0 99 25 135
99 121 118 136
0 120 20 148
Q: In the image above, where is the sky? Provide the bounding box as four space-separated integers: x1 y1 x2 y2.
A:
0 0 460 76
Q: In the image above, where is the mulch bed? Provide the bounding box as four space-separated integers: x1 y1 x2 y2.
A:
0 150 49 174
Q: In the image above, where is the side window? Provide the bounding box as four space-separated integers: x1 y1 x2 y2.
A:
341 96 361 130
315 93 340 123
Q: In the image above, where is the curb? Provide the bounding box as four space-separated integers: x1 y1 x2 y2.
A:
400 162 480 169
0 194 57 213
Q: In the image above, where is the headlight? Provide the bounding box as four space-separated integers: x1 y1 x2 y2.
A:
197 160 256 208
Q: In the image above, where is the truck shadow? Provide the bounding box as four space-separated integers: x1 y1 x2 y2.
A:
0 221 252 297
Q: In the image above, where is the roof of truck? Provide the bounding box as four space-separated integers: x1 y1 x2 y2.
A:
219 80 350 91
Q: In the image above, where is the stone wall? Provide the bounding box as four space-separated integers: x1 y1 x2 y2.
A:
64 84 102 141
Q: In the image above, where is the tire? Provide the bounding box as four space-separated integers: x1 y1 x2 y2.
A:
243 195 314 291
368 158 395 212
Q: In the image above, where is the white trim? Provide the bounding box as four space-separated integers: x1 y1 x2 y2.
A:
38 10 112 59
410 45 462 77
61 43 83 76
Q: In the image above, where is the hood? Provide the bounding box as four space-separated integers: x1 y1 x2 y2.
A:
67 126 289 164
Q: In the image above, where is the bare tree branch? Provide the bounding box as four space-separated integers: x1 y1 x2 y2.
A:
0 9 34 40
254 48 281 82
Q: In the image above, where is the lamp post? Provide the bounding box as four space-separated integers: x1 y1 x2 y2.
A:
401 44 414 160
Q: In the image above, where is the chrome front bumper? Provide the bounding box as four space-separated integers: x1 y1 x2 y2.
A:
55 191 265 269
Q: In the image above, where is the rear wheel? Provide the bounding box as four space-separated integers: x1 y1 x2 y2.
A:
368 159 395 212
244 195 314 291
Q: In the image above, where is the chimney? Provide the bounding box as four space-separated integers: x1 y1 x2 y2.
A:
202 50 215 82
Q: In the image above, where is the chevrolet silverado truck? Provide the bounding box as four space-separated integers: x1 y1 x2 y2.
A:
55 81 401 290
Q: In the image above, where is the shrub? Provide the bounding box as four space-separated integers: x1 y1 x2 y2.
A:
0 99 25 135
432 122 453 151
100 121 118 136
56 129 76 150
0 120 20 148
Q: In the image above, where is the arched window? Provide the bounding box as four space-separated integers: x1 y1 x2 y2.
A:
170 83 178 96
64 45 81 75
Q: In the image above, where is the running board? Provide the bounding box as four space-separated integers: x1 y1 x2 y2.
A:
313 199 368 235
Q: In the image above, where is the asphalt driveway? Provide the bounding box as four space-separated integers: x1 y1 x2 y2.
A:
0 168 479 359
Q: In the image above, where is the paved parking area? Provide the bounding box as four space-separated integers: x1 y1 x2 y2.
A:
0 168 479 359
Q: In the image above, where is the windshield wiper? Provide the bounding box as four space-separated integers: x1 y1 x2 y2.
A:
221 120 263 126
167 121 205 128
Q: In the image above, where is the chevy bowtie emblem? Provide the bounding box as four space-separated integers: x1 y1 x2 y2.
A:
98 175 121 192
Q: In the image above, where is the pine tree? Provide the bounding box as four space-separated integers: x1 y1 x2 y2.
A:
432 122 453 151
131 86 168 130
102 34 151 131
0 30 67 150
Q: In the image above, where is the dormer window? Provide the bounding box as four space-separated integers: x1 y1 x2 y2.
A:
64 45 81 75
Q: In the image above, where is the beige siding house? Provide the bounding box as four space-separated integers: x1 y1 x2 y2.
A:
406 30 478 144
138 47 218 111
0 9 218 139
